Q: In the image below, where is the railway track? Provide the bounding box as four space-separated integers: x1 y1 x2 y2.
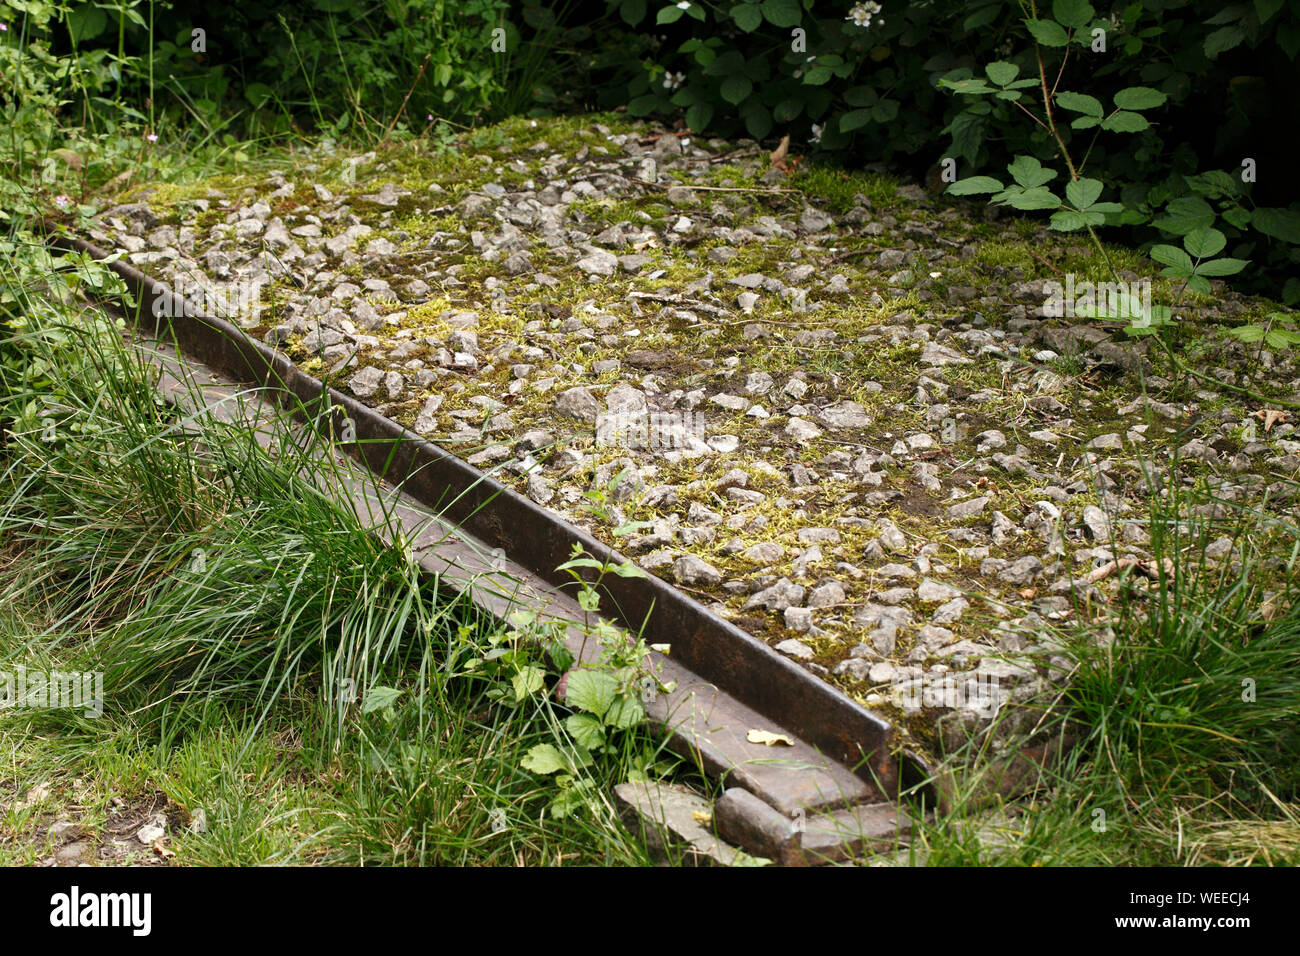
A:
45 226 931 865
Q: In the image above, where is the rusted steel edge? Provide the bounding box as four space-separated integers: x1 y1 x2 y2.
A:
46 225 935 805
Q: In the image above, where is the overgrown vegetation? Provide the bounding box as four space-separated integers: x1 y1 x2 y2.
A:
911 473 1300 865
0 266 673 864
1 0 1296 867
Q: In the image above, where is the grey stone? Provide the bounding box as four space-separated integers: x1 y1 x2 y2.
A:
742 542 784 564
998 556 1043 586
673 555 723 587
744 578 806 612
348 365 384 398
1081 504 1112 542
807 581 846 608
555 386 600 424
946 496 990 520
776 635 815 657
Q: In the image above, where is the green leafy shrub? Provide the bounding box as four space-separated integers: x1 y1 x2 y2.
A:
596 0 1300 303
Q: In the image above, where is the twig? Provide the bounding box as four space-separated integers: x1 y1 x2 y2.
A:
1029 248 1064 274
829 247 877 264
382 52 432 142
630 177 798 195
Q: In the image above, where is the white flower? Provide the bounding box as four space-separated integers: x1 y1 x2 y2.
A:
810 123 823 144
846 1 883 28
676 1 691 8
662 71 685 91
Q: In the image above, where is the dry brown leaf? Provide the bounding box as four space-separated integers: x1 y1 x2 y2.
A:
747 728 794 747
1253 408 1291 432
769 134 790 170
152 840 175 859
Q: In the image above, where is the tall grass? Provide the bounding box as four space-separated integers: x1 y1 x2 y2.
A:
0 285 659 864
906 464 1300 866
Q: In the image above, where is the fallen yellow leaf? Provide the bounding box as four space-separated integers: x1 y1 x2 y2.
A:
691 810 713 825
747 729 794 747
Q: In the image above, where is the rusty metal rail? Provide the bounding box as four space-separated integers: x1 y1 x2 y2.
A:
45 225 930 863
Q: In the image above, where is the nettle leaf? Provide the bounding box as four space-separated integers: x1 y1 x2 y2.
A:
1113 86 1167 110
627 93 662 116
1056 91 1104 117
1007 155 1057 188
844 86 876 107
685 102 714 132
964 4 1001 31
1256 0 1286 25
361 685 403 714
1186 170 1241 200
947 176 1004 195
742 100 772 139
732 3 763 31
1252 207 1300 244
1228 324 1266 343
1153 196 1216 236
943 78 995 95
656 4 685 24
761 0 802 28
565 713 606 750
721 74 753 104
1065 177 1104 209
840 109 873 132
620 0 648 25
1193 257 1249 277
704 49 744 76
773 97 803 122
564 669 618 718
1024 18 1069 46
999 186 1062 210
1101 111 1150 132
603 693 646 730
1183 227 1227 259
1150 244 1194 272
985 61 1020 86
1223 205 1253 230
1052 0 1095 29
1205 24 1247 58
1050 209 1101 231
1266 328 1300 349
522 743 568 774
512 665 546 702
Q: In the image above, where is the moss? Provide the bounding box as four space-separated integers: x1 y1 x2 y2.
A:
791 163 902 213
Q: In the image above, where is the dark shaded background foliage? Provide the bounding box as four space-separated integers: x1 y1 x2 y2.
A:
5 0 1298 300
